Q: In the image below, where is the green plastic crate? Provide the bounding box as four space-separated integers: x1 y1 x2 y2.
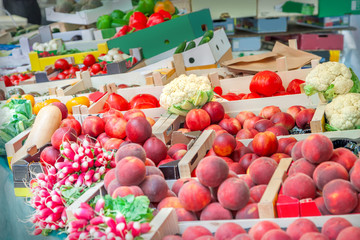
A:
106 9 213 59
318 0 360 17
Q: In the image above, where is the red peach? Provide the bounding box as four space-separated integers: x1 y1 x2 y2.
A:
291 140 304 160
299 232 329 240
217 177 250 211
270 153 290 163
123 109 146 121
204 124 223 132
102 109 123 123
171 178 196 196
213 133 237 157
252 131 278 156
200 202 233 220
266 125 289 136
228 162 245 174
145 166 164 178
270 112 295 130
302 134 334 164
178 181 211 212
231 146 253 162
329 147 357 171
157 197 183 210
82 116 105 137
254 119 274 132
236 128 259 140
219 118 242 135
172 149 187 160
288 158 316 177
287 105 306 119
182 226 212 240
277 137 297 153
295 108 315 129
175 208 197 221
185 109 211 131
215 223 246 240
105 117 127 139
313 161 349 190
238 174 255 188
196 156 229 187
201 101 225 124
235 203 259 219
248 157 278 185
236 111 257 126
350 159 360 191
286 218 319 240
115 156 146 186
239 153 259 172
336 227 360 240
282 173 316 200
243 116 263 129
321 217 352 240
249 221 281 240
314 197 332 215
139 175 168 203
168 143 187 158
284 142 297 156
259 106 281 119
262 229 291 240
250 184 267 203
126 116 152 144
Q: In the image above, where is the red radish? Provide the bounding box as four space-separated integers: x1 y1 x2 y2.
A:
84 169 95 181
73 208 94 221
90 216 105 225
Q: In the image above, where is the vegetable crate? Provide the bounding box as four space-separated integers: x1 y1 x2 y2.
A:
106 9 213 59
45 0 133 25
29 43 108 72
66 180 179 239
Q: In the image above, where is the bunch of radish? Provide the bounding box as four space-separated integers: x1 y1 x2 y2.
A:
29 138 116 236
67 201 151 240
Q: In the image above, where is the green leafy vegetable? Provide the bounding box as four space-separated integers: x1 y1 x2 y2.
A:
0 99 35 156
325 123 340 132
91 194 154 223
323 84 336 102
303 85 318 96
60 185 87 206
349 68 360 93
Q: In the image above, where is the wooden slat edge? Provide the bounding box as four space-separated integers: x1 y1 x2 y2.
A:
87 92 109 114
258 158 293 219
141 208 179 240
66 181 105 222
5 128 32 158
178 130 215 178
310 102 326 133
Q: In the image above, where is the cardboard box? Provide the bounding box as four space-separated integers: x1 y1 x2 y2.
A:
257 0 318 18
235 17 288 33
191 0 256 19
231 37 261 51
45 0 132 25
297 33 344 50
296 15 350 29
213 18 235 35
106 9 213 59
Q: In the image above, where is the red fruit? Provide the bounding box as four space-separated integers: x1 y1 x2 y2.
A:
236 111 257 126
236 128 258 140
97 132 110 147
185 109 211 131
248 157 278 185
243 116 263 129
235 203 259 219
286 79 305 94
143 137 168 165
125 116 152 144
199 202 233 221
182 226 212 240
288 158 316 177
313 161 349 190
196 156 229 187
249 221 281 240
250 71 283 96
102 109 123 123
295 108 315 129
82 116 105 137
201 101 225 124
283 173 316 200
259 106 281 119
115 143 146 163
329 147 357 171
239 153 258 171
51 127 77 150
266 125 289 136
254 119 274 132
217 177 250 211
168 143 187 158
106 93 129 111
139 175 168 203
270 112 295 130
91 63 102 74
301 134 333 164
287 105 306 119
322 217 352 240
83 54 96 67
252 131 278 156
286 218 319 240
40 146 62 167
54 59 70 70
60 118 81 136
215 223 246 240
218 118 242 135
51 102 68 120
105 117 127 139
212 133 236 157
336 227 360 240
178 181 211 212
277 137 297 153
242 92 261 100
104 138 124 151
129 94 159 109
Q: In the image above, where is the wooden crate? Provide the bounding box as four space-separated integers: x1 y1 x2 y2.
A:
66 181 179 239
4 128 31 168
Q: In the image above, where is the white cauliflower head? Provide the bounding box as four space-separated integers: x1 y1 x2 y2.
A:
305 62 354 101
325 93 360 130
160 74 212 109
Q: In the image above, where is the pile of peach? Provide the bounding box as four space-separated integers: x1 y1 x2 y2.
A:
282 134 360 215
164 216 360 240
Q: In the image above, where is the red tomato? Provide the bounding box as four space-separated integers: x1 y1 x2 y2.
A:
238 93 245 99
54 59 70 70
221 93 242 101
91 63 102 74
10 75 19 85
242 92 261 100
213 86 223 95
249 71 283 97
49 76 59 81
99 61 107 69
83 54 96 67
57 72 67 79
273 91 288 96
13 80 20 85
286 79 305 94
105 93 129 111
62 69 69 75
19 73 30 81
118 84 129 88
68 66 80 75
97 71 107 75
129 94 159 109
80 66 88 71
1 76 12 86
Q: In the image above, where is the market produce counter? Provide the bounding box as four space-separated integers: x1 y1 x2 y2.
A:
0 158 65 240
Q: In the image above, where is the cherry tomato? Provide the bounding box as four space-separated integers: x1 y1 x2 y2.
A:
10 75 19 85
83 54 96 67
66 96 90 114
221 93 242 101
213 86 223 96
54 59 70 70
57 72 67 79
237 93 245 99
68 66 80 75
62 70 69 75
249 71 283 97
19 73 30 81
286 79 305 94
91 63 102 74
129 94 159 109
49 76 59 81
105 93 129 111
80 66 88 71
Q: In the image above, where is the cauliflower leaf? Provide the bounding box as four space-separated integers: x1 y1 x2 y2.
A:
349 68 360 93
